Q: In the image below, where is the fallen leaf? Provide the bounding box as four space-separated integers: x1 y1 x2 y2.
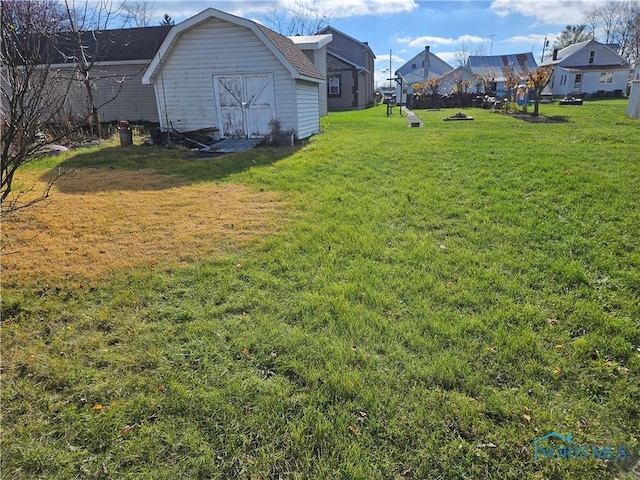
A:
487 347 497 354
157 385 166 392
555 344 563 349
348 425 360 436
92 404 103 411
553 366 562 375
357 411 368 422
122 425 136 435
242 348 251 360
547 318 559 325
270 351 277 359
523 414 531 422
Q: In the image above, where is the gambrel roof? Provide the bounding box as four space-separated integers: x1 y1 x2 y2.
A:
142 8 323 84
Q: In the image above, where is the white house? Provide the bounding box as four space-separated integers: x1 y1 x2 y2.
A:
541 40 630 98
439 66 477 95
142 8 325 139
395 46 453 86
394 47 453 101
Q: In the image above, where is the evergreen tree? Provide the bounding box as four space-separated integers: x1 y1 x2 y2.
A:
160 13 174 26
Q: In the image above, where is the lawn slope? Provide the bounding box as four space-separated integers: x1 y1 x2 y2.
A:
1 100 639 479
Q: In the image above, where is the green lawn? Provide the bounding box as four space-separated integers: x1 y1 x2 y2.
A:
2 100 639 479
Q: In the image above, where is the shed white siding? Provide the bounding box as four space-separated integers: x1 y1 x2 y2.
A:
296 80 320 139
150 18 297 134
304 46 328 116
627 81 640 119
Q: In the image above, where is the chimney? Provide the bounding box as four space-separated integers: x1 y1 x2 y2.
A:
424 45 431 82
552 48 558 61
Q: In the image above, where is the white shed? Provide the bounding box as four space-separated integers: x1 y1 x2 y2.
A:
627 81 640 120
142 8 325 139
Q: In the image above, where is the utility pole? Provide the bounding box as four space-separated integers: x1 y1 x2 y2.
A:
540 37 549 62
488 34 495 55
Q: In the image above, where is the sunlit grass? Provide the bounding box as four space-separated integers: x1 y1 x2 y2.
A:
1 100 639 479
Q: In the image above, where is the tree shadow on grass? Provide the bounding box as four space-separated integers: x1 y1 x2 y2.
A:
42 143 303 194
509 114 570 123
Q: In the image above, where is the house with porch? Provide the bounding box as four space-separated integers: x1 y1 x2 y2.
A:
540 39 630 98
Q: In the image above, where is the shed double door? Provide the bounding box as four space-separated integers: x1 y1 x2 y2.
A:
213 74 275 139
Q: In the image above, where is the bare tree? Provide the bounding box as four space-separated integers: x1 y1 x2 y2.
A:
61 0 128 139
262 0 331 35
526 66 553 117
122 0 156 27
504 69 520 105
584 0 640 63
453 42 486 68
1 0 76 216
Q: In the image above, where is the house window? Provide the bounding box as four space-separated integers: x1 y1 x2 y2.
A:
600 71 613 83
574 73 582 88
560 75 566 86
411 63 417 69
328 76 341 96
588 51 595 64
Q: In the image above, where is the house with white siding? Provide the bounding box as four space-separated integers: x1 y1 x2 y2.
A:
396 47 453 86
541 40 630 98
142 8 325 140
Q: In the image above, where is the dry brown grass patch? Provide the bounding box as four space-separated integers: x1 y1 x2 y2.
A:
1 168 285 284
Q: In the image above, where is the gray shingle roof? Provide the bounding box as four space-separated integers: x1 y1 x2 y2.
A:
53 26 172 64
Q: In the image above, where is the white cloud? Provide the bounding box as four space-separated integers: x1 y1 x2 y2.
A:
375 54 407 65
433 51 458 65
489 0 599 25
396 34 486 48
149 0 419 23
212 0 418 19
504 33 557 44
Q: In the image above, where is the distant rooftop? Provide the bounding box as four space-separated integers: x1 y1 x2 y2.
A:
467 53 537 81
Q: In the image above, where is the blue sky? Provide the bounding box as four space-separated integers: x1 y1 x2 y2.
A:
139 1 606 85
